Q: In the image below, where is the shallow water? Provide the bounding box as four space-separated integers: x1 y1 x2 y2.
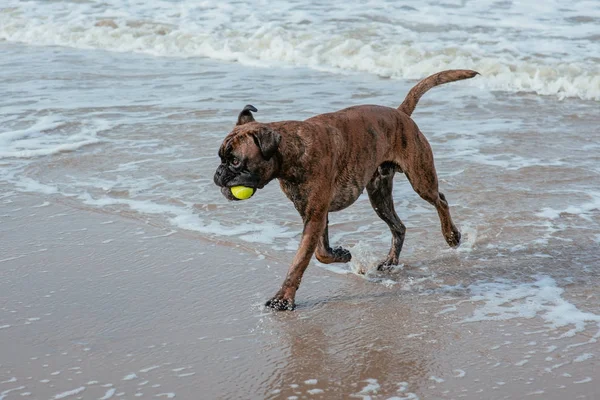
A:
1 0 599 398
1 41 598 273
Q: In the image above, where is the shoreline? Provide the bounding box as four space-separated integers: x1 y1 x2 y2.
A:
2 192 599 399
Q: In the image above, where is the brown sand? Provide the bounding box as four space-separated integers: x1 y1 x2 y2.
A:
1 193 598 399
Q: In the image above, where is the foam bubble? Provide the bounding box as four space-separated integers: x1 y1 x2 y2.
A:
463 276 600 339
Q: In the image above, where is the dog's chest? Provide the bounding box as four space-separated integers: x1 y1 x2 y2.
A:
278 180 310 215
330 176 365 212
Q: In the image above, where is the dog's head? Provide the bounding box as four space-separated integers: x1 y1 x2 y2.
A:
214 105 282 200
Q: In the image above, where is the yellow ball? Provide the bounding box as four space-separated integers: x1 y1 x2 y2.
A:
230 186 255 200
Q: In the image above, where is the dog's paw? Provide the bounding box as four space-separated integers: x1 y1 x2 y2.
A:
331 246 352 263
316 246 352 264
376 256 399 272
446 230 461 248
265 296 296 311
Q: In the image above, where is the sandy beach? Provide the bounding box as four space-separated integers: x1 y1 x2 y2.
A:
1 191 599 399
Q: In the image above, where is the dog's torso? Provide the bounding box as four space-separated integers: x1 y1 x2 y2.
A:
273 105 421 213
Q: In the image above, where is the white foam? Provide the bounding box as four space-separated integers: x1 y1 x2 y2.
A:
0 386 26 400
437 133 566 170
573 353 593 362
353 378 381 399
1 0 597 100
99 389 116 400
348 241 382 275
536 191 600 222
52 387 85 399
123 373 137 381
454 224 478 253
463 276 600 339
527 390 545 396
453 369 466 378
139 365 160 373
573 377 592 384
77 191 297 245
0 116 107 159
171 212 296 244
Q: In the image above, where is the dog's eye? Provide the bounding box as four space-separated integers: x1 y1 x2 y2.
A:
231 158 241 167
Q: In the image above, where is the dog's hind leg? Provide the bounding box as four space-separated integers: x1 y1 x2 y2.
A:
402 147 461 248
367 163 407 271
421 188 461 247
315 215 352 264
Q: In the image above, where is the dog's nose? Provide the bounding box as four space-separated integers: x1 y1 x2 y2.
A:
213 166 225 187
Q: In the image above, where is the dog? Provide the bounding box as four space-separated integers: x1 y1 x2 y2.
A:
214 69 479 310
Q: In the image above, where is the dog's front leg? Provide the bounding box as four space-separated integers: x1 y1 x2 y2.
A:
265 207 328 311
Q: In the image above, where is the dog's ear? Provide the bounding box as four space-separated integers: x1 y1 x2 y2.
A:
251 127 281 160
237 104 258 126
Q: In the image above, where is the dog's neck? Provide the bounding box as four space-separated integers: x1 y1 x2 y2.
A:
268 122 308 184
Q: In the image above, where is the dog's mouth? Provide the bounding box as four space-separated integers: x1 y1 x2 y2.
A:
220 186 257 201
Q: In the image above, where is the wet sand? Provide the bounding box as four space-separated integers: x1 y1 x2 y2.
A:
1 192 599 400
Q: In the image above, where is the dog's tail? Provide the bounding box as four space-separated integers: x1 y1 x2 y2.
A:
398 69 479 116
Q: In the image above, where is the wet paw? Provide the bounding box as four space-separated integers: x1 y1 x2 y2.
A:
446 230 461 248
331 246 352 263
265 296 296 311
376 257 399 272
316 246 352 264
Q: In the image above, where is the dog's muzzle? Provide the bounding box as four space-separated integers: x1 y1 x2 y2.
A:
214 166 260 201
220 186 239 201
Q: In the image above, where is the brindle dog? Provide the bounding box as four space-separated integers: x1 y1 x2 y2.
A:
214 69 479 310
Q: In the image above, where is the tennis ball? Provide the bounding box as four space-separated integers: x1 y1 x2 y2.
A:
230 186 255 200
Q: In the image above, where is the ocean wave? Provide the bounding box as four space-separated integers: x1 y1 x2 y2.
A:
0 115 107 159
1 3 598 101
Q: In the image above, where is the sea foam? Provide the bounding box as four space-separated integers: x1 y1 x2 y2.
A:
0 115 107 159
1 0 598 100
463 276 600 339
